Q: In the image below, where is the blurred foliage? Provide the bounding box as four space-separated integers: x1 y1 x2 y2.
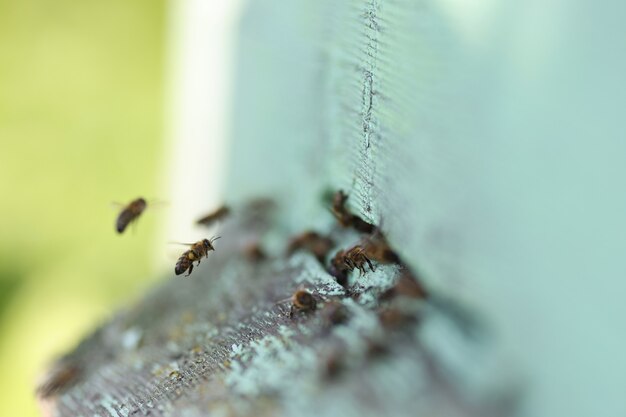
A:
0 0 166 415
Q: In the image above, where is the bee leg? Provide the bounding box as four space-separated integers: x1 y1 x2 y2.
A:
365 256 374 271
186 264 194 277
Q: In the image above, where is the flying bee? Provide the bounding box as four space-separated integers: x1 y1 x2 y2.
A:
173 237 220 277
196 205 230 227
286 231 335 263
115 197 147 234
329 190 376 233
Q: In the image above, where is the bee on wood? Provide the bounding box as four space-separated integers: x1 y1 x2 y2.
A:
329 246 374 288
242 241 267 262
333 246 374 275
328 245 374 289
279 288 317 318
366 339 390 358
291 289 317 317
321 300 351 328
286 231 335 263
241 197 277 230
36 361 81 398
330 190 376 234
331 190 351 226
115 197 147 234
174 237 220 276
362 234 401 264
322 348 346 380
378 307 419 330
196 205 230 227
379 269 428 301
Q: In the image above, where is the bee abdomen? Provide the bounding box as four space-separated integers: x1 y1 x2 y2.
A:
116 210 135 233
175 256 188 275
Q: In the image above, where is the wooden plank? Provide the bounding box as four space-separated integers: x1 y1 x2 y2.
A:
39 204 498 416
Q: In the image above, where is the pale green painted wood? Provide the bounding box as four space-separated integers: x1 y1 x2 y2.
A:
227 2 626 417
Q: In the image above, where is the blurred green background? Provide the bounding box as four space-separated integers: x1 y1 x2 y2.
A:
0 0 166 415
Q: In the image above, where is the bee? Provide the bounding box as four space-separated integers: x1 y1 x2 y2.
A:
174 237 220 276
283 288 317 318
379 269 428 301
322 348 346 380
366 339 390 358
333 246 374 275
286 231 335 263
245 197 276 212
362 234 401 264
331 190 351 226
196 205 230 227
36 360 81 398
329 246 374 288
242 241 267 262
378 307 419 329
330 190 376 234
115 197 147 234
321 300 351 328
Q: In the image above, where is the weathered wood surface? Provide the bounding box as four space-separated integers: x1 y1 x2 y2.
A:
40 206 503 417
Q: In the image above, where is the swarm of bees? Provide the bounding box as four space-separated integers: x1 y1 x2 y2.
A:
36 187 428 403
110 189 424 321
114 197 222 277
109 189 428 313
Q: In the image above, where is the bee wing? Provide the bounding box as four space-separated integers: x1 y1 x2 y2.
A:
275 296 293 305
348 245 365 255
168 241 196 246
111 202 125 208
